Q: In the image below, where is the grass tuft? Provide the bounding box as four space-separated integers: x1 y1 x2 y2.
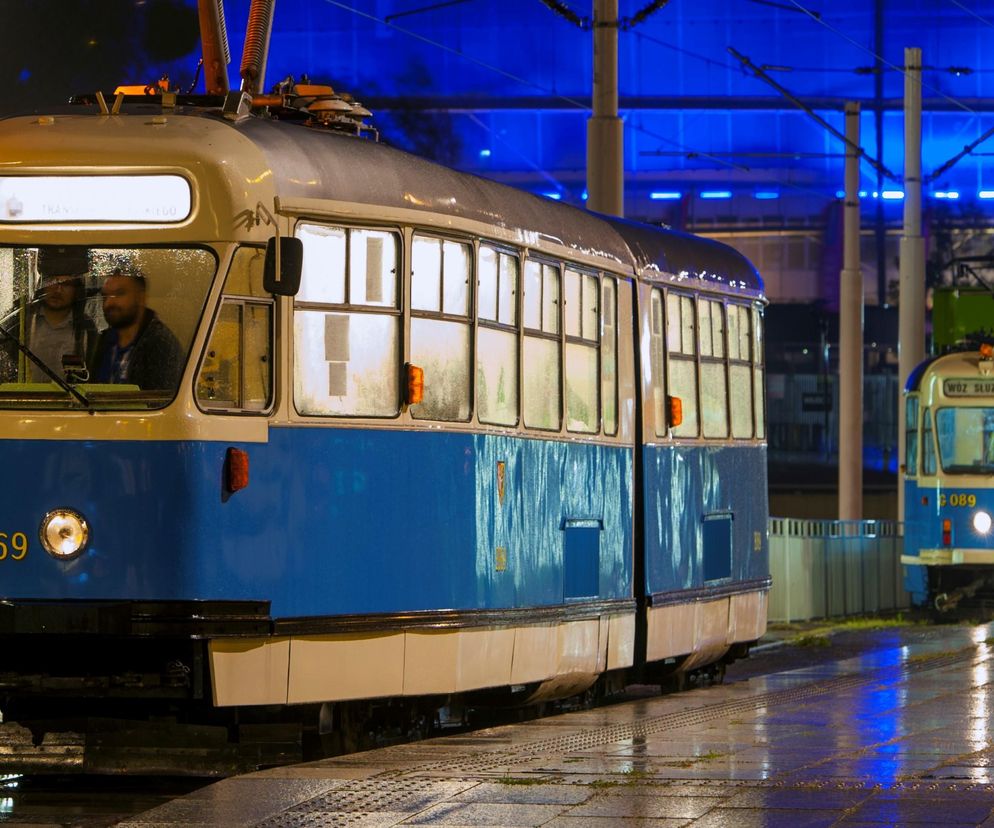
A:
495 776 552 786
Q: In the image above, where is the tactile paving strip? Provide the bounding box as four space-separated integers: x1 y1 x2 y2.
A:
254 778 470 827
257 646 982 826
392 647 978 777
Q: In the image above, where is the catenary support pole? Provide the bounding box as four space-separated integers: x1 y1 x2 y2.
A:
839 102 863 520
587 0 623 217
898 47 925 520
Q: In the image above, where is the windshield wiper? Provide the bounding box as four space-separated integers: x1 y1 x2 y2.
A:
0 323 91 408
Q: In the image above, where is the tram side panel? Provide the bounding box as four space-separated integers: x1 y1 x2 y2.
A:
635 281 770 672
207 276 638 706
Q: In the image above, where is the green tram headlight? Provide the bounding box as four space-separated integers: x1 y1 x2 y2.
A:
39 509 90 560
973 510 993 536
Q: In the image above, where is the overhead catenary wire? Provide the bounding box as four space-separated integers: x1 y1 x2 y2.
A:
729 46 899 182
785 0 977 115
385 0 475 24
948 0 994 29
323 0 800 200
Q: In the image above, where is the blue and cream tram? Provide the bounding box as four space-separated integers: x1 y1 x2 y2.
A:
902 344 994 612
0 84 769 769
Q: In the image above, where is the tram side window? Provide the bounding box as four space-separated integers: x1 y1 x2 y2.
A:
699 299 729 439
601 277 618 435
905 396 919 476
727 303 753 438
753 306 766 439
564 268 599 433
665 291 698 437
650 289 666 437
293 223 401 417
922 407 936 475
410 235 471 421
196 246 273 412
477 245 519 426
523 259 561 430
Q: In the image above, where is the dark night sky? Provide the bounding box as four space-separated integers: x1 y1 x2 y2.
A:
0 0 200 114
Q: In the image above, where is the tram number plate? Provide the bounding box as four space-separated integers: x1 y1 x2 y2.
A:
938 493 977 508
0 532 28 561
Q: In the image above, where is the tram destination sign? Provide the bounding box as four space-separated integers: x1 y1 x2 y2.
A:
0 175 191 223
943 378 994 396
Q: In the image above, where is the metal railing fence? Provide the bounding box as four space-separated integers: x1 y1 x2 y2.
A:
768 518 908 622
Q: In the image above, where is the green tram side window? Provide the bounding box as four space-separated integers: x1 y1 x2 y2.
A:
905 395 920 476
922 406 936 476
196 246 273 412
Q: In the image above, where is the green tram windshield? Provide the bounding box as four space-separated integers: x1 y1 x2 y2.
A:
936 406 994 475
0 246 216 409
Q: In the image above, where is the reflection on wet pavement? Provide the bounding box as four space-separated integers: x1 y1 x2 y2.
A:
120 621 994 827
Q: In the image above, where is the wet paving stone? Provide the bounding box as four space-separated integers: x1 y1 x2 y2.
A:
115 621 994 827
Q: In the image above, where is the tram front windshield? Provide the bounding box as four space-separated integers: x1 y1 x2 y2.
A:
936 407 994 475
0 245 216 409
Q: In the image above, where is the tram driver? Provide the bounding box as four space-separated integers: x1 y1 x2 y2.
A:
89 269 182 391
28 246 97 382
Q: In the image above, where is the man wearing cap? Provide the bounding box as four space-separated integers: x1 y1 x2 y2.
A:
89 269 182 391
28 247 96 382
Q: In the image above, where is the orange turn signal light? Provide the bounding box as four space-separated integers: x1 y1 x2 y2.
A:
226 447 250 493
666 395 683 428
406 363 424 406
981 343 993 359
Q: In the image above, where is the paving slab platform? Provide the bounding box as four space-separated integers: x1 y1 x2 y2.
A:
121 622 994 827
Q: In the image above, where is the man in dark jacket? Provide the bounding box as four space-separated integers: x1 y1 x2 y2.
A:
89 270 182 391
29 250 97 382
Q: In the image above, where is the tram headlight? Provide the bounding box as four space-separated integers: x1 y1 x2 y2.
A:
974 510 993 536
39 509 89 560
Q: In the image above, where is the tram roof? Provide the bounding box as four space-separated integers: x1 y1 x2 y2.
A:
600 215 763 297
238 117 764 297
0 105 763 297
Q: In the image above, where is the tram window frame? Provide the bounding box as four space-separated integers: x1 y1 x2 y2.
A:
477 243 520 427
922 406 937 476
409 234 473 423
195 245 274 415
650 288 666 437
664 290 699 438
698 297 729 439
522 257 562 431
752 305 767 439
292 222 403 418
564 267 600 434
727 303 754 439
905 395 920 476
601 276 618 436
